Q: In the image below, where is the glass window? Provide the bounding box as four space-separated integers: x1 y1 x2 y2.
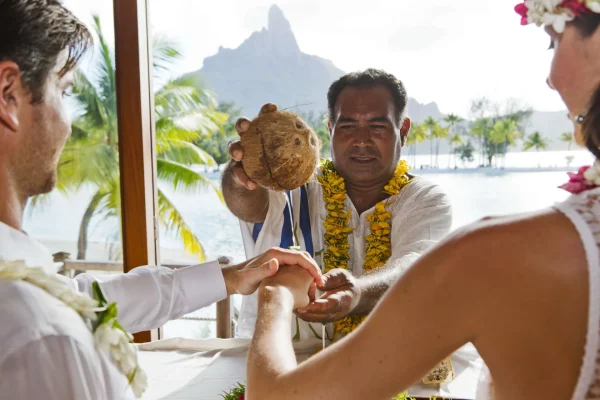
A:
146 0 595 339
23 0 124 278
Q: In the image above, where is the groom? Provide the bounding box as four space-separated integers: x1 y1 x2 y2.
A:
0 1 321 398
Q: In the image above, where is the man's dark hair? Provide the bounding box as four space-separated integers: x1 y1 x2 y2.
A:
327 68 408 125
0 0 91 103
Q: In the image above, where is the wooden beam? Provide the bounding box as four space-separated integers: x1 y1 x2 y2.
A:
216 297 232 338
113 0 158 343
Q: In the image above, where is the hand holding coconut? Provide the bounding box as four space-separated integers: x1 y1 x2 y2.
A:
228 103 320 192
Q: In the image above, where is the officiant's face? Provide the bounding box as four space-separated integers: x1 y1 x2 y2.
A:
329 85 408 186
0 49 74 197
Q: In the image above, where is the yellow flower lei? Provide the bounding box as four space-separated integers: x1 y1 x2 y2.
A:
318 160 411 336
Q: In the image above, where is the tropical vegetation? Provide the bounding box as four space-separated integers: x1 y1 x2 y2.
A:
54 16 227 261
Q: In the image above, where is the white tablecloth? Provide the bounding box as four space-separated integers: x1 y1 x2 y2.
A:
138 339 483 399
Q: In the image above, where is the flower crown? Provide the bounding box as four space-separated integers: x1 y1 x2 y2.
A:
515 0 600 33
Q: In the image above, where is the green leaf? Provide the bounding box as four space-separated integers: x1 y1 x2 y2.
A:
157 188 206 261
92 281 108 305
220 382 246 400
157 159 224 203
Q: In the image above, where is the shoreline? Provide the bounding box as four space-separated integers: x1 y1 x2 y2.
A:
202 166 577 180
409 166 576 175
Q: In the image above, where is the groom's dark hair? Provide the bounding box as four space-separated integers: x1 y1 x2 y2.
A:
327 68 408 126
0 0 92 103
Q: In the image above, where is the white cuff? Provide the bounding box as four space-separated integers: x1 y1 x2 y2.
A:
175 261 227 310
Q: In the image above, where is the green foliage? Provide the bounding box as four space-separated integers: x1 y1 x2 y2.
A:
195 102 242 165
560 131 575 150
523 131 549 167
221 382 246 400
523 131 549 152
51 15 227 261
300 111 331 158
454 140 476 165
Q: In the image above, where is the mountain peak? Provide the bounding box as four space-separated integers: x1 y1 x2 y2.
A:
268 4 291 33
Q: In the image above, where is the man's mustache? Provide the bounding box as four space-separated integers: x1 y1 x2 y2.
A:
348 150 380 159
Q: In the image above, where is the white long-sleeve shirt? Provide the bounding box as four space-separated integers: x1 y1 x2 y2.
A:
0 221 227 399
238 176 453 339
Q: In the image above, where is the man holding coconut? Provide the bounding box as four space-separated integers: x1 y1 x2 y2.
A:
223 68 475 389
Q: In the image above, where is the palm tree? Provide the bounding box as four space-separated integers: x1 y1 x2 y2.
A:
470 118 492 166
449 133 463 168
560 132 575 151
432 124 449 168
423 117 438 168
57 16 227 261
523 131 549 167
444 114 463 168
490 119 520 168
406 122 426 167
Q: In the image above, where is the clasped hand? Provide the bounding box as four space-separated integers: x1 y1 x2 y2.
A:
233 248 360 321
261 267 360 322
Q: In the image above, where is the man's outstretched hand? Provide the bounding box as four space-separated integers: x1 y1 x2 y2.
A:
223 247 323 296
296 268 360 323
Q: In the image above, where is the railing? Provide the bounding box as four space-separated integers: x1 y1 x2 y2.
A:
56 255 233 339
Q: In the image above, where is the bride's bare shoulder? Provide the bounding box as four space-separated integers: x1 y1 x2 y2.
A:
452 208 582 252
443 207 587 293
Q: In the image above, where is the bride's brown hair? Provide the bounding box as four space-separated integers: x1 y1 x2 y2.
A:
573 13 600 158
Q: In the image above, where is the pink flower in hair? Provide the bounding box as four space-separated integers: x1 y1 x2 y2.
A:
559 166 595 194
515 2 530 24
561 0 589 16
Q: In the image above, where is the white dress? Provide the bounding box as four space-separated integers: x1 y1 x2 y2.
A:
476 188 600 399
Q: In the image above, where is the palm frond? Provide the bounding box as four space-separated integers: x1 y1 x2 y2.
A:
72 71 105 128
92 15 116 110
157 188 206 261
153 34 182 74
157 139 218 167
157 159 224 203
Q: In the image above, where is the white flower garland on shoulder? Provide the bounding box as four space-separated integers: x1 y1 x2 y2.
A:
0 259 147 398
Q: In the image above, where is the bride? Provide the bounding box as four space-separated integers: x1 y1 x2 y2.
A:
244 1 600 399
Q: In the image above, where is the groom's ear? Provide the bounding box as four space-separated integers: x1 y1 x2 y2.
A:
0 61 23 134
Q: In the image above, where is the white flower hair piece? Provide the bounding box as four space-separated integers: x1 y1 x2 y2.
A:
515 0 600 33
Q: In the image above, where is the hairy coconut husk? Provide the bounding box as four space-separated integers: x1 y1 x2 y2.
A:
241 103 320 191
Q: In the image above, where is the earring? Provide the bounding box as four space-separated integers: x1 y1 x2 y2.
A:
575 114 586 124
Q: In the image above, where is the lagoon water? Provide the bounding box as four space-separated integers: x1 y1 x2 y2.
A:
22 150 595 338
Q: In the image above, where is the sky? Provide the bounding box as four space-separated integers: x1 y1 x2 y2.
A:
63 0 565 118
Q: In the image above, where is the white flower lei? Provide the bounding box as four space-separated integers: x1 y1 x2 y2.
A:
519 0 600 33
0 259 147 398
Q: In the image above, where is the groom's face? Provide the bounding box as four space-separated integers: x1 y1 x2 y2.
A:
328 85 408 187
0 49 74 197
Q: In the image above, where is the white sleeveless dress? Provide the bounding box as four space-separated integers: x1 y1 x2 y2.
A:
476 188 600 399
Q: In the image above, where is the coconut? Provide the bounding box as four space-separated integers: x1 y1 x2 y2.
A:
240 103 320 191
